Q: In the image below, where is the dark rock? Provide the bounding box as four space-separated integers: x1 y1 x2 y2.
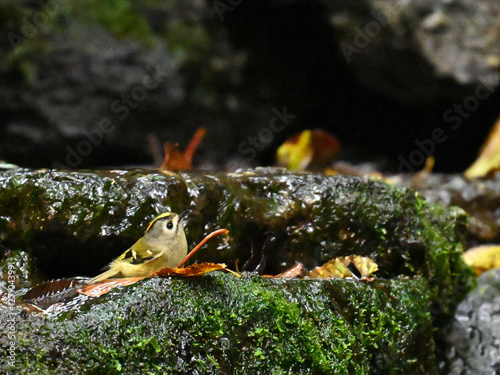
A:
398 173 500 242
1 1 499 171
0 0 247 168
325 0 500 104
445 269 500 375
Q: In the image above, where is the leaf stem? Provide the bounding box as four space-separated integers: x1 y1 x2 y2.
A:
177 228 229 268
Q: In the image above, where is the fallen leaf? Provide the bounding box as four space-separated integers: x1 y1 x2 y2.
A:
77 263 238 298
277 129 341 171
1 292 44 314
153 262 229 277
310 258 352 278
265 262 306 278
462 244 500 275
309 255 378 280
465 115 500 179
21 278 86 309
350 256 379 278
77 277 145 297
160 127 206 171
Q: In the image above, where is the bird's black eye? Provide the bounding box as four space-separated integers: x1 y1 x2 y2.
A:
166 222 173 230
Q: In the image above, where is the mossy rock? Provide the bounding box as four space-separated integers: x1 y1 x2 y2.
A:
0 168 474 313
0 168 475 373
4 273 436 374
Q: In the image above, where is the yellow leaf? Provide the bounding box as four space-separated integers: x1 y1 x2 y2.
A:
277 129 341 171
309 256 378 279
351 256 379 277
462 245 500 275
277 130 313 171
465 116 500 179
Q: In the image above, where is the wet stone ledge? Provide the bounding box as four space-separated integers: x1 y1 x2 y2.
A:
0 168 474 373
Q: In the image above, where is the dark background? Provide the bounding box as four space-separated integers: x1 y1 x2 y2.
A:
1 0 499 172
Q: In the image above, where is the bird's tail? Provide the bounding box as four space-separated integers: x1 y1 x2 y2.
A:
87 268 119 285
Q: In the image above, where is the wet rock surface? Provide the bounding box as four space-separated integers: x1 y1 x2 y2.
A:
0 168 473 310
445 269 500 375
399 173 500 242
0 168 475 373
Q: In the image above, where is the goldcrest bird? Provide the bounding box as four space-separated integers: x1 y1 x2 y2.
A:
88 212 188 284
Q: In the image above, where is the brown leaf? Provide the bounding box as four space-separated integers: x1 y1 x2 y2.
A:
462 244 500 275
160 127 206 171
465 115 500 179
1 292 45 314
410 156 435 188
266 262 306 278
325 162 384 180
22 278 85 309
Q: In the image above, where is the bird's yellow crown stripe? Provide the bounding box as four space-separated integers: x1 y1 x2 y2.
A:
146 212 172 232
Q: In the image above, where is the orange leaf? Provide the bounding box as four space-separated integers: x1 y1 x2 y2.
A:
77 277 145 297
160 127 206 171
77 262 239 298
153 262 229 277
177 228 228 268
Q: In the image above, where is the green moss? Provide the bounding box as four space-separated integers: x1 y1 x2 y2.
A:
417 203 474 318
4 273 436 374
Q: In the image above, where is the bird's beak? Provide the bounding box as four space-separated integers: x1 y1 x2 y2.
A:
178 210 190 221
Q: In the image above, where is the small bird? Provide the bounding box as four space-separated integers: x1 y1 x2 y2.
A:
88 212 188 284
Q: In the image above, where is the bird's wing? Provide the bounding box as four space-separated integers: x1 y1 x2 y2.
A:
117 238 157 265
